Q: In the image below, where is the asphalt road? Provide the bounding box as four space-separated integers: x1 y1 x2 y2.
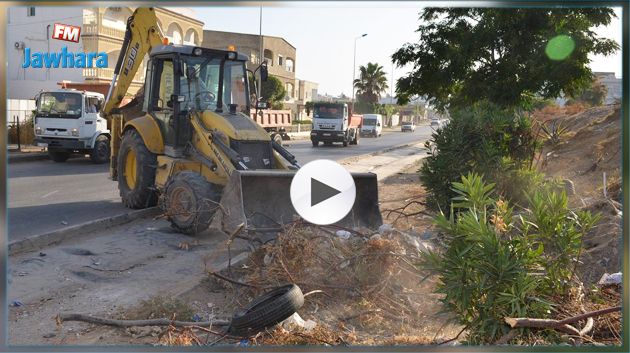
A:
7 126 431 241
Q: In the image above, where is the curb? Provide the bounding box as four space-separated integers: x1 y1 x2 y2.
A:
8 153 49 163
8 207 161 256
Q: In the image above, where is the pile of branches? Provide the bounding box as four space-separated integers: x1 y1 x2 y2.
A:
210 222 434 343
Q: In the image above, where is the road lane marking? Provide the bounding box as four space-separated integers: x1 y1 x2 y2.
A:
41 190 59 199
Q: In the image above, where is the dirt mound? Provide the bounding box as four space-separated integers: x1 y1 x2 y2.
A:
537 104 622 284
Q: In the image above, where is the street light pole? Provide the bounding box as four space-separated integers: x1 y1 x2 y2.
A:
352 33 367 112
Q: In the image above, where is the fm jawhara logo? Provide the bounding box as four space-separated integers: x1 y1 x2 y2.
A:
21 22 108 69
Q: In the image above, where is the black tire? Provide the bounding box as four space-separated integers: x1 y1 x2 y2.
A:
351 130 359 145
342 139 348 147
229 284 304 336
90 135 110 164
163 171 221 235
117 129 158 209
49 150 70 163
311 140 319 147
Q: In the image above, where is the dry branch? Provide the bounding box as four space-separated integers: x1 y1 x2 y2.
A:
504 306 620 336
57 313 229 328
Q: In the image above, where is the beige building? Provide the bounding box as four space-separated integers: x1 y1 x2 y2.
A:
202 30 296 98
82 7 204 94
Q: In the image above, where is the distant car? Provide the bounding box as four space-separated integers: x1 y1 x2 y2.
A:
431 118 449 130
401 121 416 132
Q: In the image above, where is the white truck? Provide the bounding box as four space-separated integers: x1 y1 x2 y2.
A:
33 89 110 163
360 114 383 137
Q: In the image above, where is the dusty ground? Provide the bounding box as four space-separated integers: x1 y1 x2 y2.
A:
535 103 623 285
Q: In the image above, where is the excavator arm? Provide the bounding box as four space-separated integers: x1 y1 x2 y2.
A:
104 8 165 180
103 7 164 114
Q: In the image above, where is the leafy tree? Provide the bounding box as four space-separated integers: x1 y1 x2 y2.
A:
305 101 314 117
261 75 286 110
353 62 389 104
392 8 619 111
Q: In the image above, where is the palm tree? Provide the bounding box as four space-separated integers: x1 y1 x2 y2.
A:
353 62 389 104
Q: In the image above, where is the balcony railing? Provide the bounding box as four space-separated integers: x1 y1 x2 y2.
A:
83 67 144 83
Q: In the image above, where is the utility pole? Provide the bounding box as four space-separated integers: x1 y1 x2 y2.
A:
352 33 367 112
258 4 263 98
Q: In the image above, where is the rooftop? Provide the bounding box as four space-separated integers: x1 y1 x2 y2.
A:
203 29 295 49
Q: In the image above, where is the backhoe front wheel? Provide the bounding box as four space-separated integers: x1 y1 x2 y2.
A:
163 171 221 235
117 129 158 209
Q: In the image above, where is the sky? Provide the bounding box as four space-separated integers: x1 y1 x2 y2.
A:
190 2 623 97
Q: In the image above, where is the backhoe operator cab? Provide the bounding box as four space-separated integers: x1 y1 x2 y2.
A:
139 46 251 157
34 89 110 163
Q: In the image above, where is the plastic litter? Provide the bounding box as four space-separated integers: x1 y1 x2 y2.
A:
192 314 202 322
11 300 23 307
597 272 622 286
281 312 317 332
378 223 394 234
335 230 351 240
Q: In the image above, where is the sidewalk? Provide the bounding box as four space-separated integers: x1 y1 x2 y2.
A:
7 144 49 163
340 142 428 181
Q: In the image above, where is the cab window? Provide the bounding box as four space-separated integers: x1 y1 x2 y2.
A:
148 59 174 111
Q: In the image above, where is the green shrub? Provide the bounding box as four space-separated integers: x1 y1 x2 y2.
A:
419 101 539 213
421 173 600 344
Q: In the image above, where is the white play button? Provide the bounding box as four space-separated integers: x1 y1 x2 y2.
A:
290 159 356 225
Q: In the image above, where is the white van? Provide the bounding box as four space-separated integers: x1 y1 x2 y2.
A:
360 114 383 137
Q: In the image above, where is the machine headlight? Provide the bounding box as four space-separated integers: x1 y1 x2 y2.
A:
71 128 79 137
193 48 203 56
35 126 42 135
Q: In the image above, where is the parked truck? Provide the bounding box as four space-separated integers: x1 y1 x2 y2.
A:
33 89 110 163
310 102 361 147
250 109 292 145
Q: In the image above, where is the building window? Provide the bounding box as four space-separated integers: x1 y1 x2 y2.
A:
286 58 294 73
286 83 294 99
264 49 273 66
250 49 259 64
27 7 35 17
278 55 283 66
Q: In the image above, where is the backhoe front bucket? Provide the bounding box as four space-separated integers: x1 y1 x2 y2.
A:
216 170 382 235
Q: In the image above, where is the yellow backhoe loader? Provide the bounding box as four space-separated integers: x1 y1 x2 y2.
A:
103 8 382 235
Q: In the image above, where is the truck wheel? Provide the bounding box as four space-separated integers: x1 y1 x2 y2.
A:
351 130 359 145
90 135 110 164
163 171 221 235
117 129 158 209
311 140 319 147
342 139 348 147
49 150 70 163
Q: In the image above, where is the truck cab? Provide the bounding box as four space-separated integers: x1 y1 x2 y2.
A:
34 89 110 163
310 102 361 147
360 114 383 137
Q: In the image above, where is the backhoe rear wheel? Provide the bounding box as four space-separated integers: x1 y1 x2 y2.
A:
163 171 221 235
117 129 158 209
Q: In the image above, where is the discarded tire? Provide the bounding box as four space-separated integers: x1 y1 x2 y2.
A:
229 284 304 336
